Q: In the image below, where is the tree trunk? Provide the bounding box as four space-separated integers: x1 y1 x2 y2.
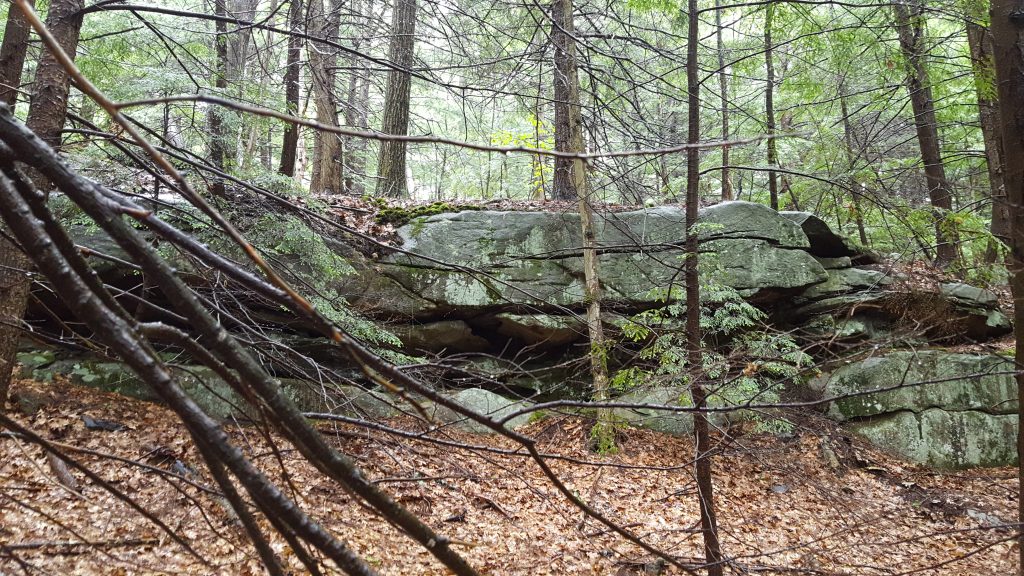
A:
550 0 586 201
0 0 36 109
25 0 84 154
0 217 30 413
578 158 612 451
375 0 417 198
342 69 370 195
987 1 1024 572
839 83 869 246
227 0 258 169
686 0 723 571
532 59 547 201
765 2 779 211
278 0 304 178
965 20 1008 260
343 0 370 196
2 0 84 408
893 0 958 267
308 0 343 194
210 0 229 196
715 0 731 201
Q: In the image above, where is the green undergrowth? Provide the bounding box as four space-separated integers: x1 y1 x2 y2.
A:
610 258 812 435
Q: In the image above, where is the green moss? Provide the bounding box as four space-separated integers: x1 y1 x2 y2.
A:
590 421 619 454
374 202 481 227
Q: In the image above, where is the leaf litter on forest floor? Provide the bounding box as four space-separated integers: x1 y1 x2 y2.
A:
0 376 1017 575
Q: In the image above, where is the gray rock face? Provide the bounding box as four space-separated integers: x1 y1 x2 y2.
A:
941 282 999 307
373 202 828 317
849 410 1017 469
612 387 694 436
429 388 533 434
494 313 585 347
391 320 490 352
817 351 1018 468
800 267 891 301
49 198 1020 468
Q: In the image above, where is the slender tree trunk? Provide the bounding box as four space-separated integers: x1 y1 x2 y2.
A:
656 105 677 200
343 0 369 196
550 0 586 201
839 83 869 246
278 0 304 178
532 60 547 200
0 0 36 109
543 0 611 447
1 0 83 409
308 0 343 194
0 207 30 412
686 0 723 571
965 20 1008 260
578 159 612 451
25 0 83 154
987 1 1024 572
375 0 417 198
343 69 371 195
210 0 229 196
893 0 958 267
226 0 257 168
765 2 779 211
715 0 731 201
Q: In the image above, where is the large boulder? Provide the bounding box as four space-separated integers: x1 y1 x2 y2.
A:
849 409 1017 469
820 351 1017 420
816 351 1018 468
791 280 1011 342
373 202 828 318
799 267 891 301
428 388 533 434
493 313 586 347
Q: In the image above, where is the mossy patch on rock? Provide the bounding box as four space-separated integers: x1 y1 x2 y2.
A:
374 202 482 227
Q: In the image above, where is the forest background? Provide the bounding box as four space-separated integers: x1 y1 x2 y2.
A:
2 0 1024 574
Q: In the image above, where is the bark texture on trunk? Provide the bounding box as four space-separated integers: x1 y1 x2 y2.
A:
550 0 586 201
375 0 417 198
0 219 30 413
278 0 304 178
210 0 229 196
227 0 258 169
839 84 869 246
986 2 1024 571
965 20 1008 259
578 161 612 451
0 0 36 108
25 0 83 153
343 0 371 195
308 0 343 194
686 0 723 572
894 0 958 267
765 2 779 211
715 0 731 201
2 0 83 406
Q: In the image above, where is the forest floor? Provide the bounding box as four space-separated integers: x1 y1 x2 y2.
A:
0 377 1018 576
